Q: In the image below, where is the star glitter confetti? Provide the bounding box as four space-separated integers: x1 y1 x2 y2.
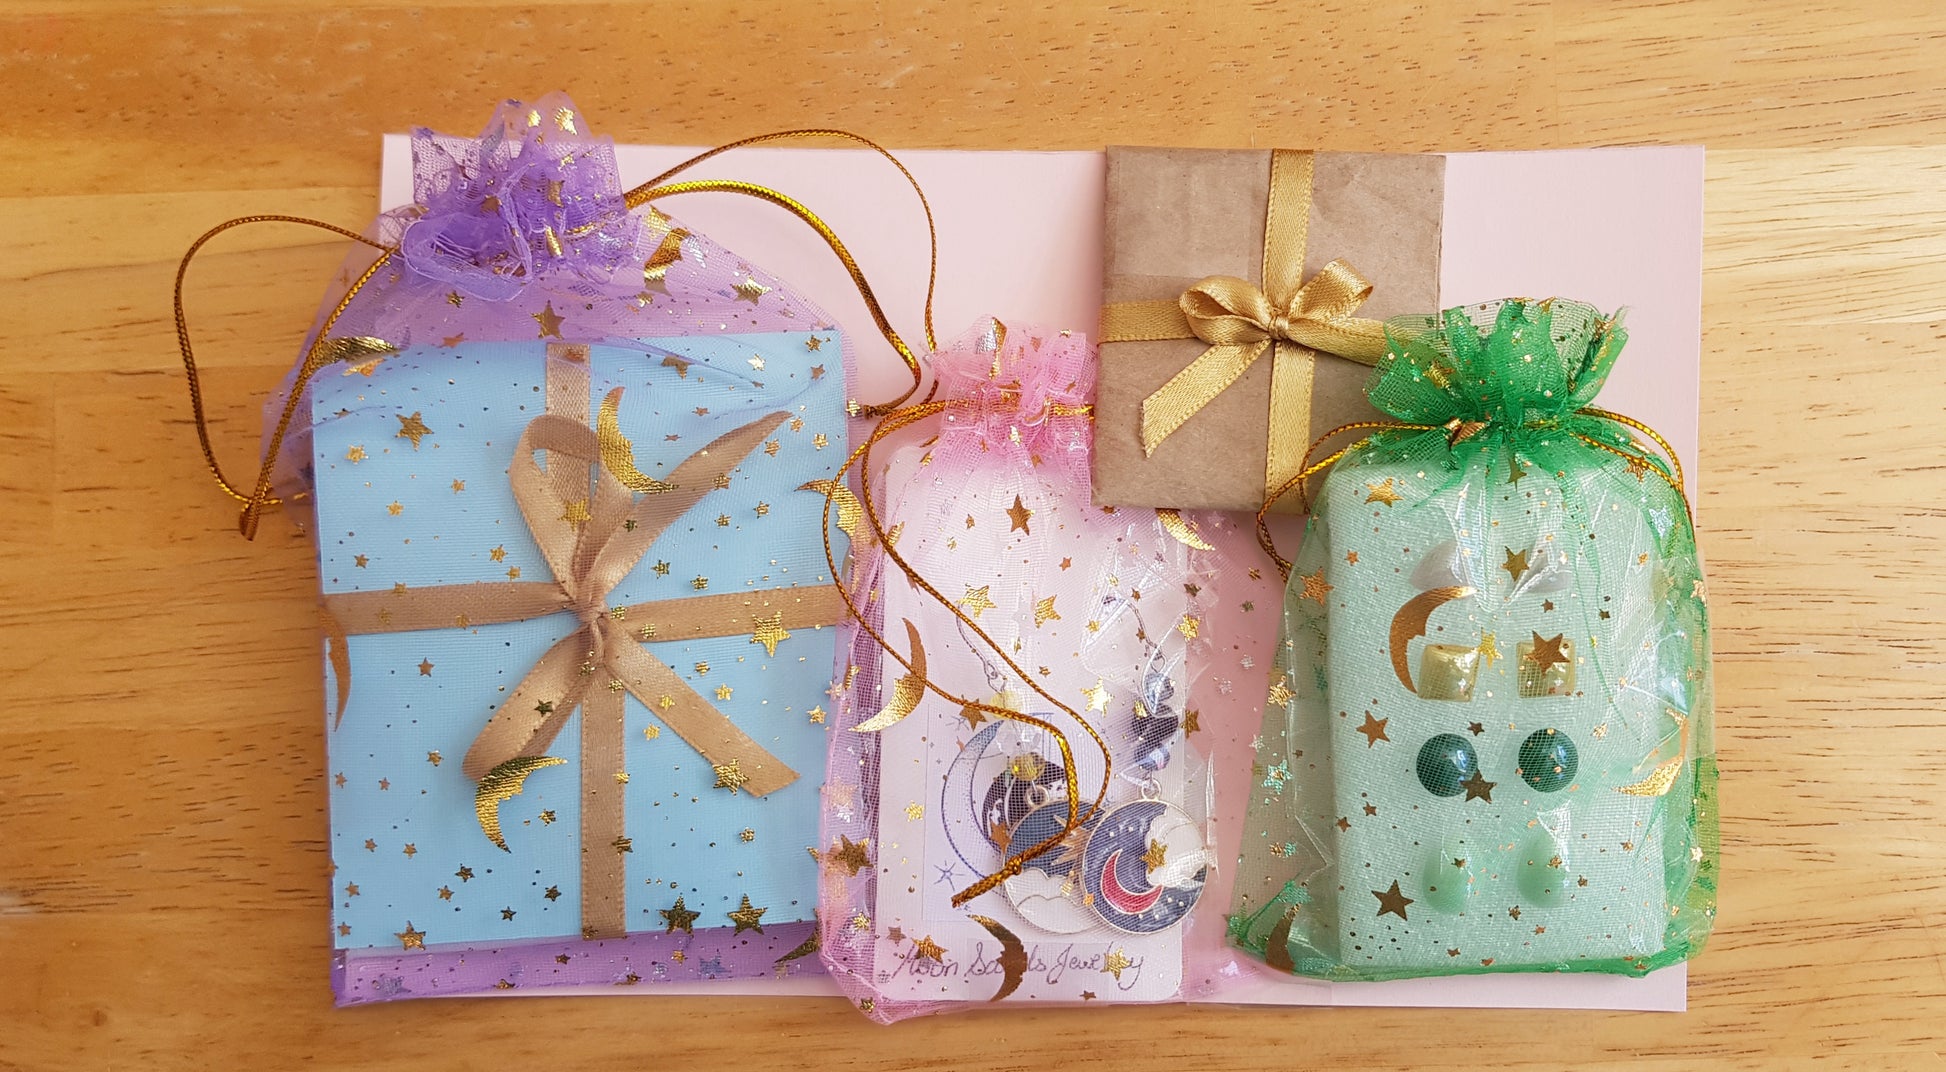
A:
659 896 700 934
395 923 426 950
727 895 768 933
395 412 433 448
1502 547 1532 583
532 301 566 337
1355 713 1390 747
959 585 996 618
1524 631 1570 671
1461 769 1496 803
828 835 873 876
1364 477 1403 506
1005 494 1034 534
1033 595 1061 627
712 758 749 793
1101 949 1134 980
1373 881 1414 920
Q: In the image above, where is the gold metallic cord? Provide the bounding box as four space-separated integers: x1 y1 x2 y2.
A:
624 128 941 414
815 396 1111 906
174 215 390 509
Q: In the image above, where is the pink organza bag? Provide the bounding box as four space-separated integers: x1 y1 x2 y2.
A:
817 322 1256 1021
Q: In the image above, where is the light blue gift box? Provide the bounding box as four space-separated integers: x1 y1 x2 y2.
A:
310 332 847 953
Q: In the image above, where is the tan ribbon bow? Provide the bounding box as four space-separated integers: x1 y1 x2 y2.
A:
1100 149 1395 506
320 350 843 939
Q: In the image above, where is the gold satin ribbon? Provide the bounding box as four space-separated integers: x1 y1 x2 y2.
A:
1099 149 1392 506
321 350 844 939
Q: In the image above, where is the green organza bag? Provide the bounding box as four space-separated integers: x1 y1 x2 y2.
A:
1230 299 1716 980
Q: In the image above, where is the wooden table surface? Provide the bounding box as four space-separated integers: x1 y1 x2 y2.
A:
4 2 1944 1068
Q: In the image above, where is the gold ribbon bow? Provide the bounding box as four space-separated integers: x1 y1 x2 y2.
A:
320 347 844 940
1100 149 1394 506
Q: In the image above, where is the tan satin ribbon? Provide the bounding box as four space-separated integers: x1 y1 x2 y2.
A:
1099 149 1394 505
321 349 843 939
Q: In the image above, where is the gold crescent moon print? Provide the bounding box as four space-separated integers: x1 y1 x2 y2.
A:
851 619 928 732
597 386 678 494
475 755 567 851
968 913 1030 1001
798 478 865 542
1156 508 1215 551
1387 585 1476 692
1615 709 1690 797
773 913 822 965
1263 903 1300 974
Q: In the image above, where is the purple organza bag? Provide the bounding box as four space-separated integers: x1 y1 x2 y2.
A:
179 96 925 1004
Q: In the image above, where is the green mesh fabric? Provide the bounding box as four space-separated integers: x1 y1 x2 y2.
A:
1229 299 1717 981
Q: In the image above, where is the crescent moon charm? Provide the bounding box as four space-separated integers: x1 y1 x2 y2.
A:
1099 849 1165 913
1615 709 1690 797
851 619 928 733
968 913 1029 1001
597 387 678 494
475 755 567 851
1387 585 1476 693
1263 903 1300 974
1156 509 1215 551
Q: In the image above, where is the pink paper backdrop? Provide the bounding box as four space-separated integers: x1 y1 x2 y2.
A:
378 139 1703 1010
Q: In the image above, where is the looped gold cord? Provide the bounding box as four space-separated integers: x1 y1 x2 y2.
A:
174 215 397 536
1255 404 1692 578
175 215 390 506
817 394 1111 907
1254 420 1441 577
626 177 930 414
1579 406 1686 493
623 128 940 414
181 131 943 537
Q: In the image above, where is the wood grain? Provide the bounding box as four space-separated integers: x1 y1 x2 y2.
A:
4 2 1945 1069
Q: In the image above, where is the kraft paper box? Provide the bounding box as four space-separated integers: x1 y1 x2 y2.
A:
1097 144 1447 513
313 332 847 1000
1096 146 1444 514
